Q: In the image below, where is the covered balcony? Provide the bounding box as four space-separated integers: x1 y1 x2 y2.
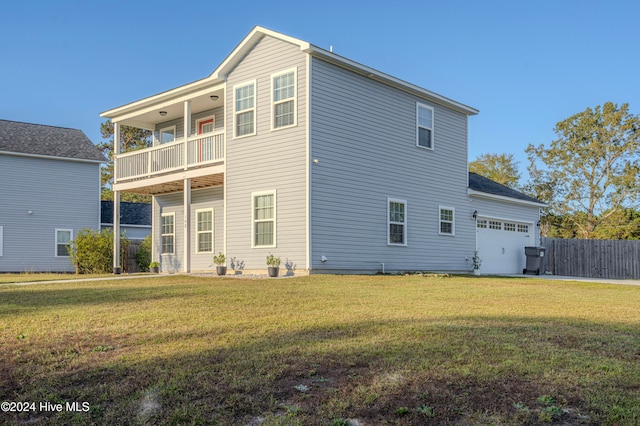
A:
104 83 226 195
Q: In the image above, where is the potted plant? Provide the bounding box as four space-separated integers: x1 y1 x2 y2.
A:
266 254 281 277
149 261 160 274
213 252 227 276
472 251 482 275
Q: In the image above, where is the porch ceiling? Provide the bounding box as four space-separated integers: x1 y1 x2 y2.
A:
120 173 224 196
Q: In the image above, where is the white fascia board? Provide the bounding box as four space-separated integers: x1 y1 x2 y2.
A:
468 189 548 208
0 150 105 164
304 45 479 116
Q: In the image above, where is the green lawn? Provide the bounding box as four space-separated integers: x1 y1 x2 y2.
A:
1 274 639 425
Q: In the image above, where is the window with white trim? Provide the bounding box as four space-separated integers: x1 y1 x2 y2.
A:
161 213 175 255
416 103 434 149
489 220 502 230
272 68 296 129
388 198 407 246
196 209 214 253
159 126 176 144
504 222 516 232
55 229 72 257
252 191 276 247
234 81 256 137
439 207 455 235
477 219 487 229
517 224 529 233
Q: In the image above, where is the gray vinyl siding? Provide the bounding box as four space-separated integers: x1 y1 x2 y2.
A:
154 193 184 273
309 58 475 272
190 187 223 271
153 187 223 273
470 196 542 245
0 154 100 272
224 35 308 273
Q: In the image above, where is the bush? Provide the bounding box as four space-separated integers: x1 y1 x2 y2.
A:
68 229 129 274
136 234 152 272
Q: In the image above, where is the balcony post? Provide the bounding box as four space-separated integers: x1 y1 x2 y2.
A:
113 122 122 274
184 101 191 170
183 178 191 273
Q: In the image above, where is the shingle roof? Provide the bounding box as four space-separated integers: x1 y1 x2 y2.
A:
468 172 544 204
101 201 152 226
0 119 105 162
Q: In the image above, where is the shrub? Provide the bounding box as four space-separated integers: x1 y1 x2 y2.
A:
136 234 152 272
68 229 129 274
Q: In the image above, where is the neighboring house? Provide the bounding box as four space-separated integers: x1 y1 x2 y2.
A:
100 201 151 240
101 26 545 275
0 120 105 272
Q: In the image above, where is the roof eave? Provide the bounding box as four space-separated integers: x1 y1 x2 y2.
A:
0 150 105 164
304 45 479 116
468 188 548 208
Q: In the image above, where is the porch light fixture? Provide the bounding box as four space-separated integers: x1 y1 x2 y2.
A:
472 210 478 220
159 111 167 116
210 95 219 101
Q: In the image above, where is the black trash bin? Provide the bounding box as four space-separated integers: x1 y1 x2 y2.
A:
523 246 546 275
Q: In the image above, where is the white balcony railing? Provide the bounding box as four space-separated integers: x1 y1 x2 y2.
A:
114 130 225 182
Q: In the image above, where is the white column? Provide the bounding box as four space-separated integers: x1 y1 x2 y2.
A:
113 122 121 273
184 100 191 169
183 178 191 273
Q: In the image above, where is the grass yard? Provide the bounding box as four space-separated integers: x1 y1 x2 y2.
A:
1 274 639 425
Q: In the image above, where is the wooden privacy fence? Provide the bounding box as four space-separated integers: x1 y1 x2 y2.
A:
540 237 640 279
124 240 143 273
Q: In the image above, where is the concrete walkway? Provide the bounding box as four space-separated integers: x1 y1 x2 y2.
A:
515 273 640 286
4 272 640 287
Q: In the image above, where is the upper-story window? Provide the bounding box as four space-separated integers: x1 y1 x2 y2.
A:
159 126 176 144
234 81 256 137
272 68 296 129
416 103 434 149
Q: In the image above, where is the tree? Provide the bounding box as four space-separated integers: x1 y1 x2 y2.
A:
98 120 153 202
469 153 521 188
526 102 640 239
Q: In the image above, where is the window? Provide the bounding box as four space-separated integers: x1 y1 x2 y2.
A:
388 198 407 246
416 103 434 149
55 229 72 257
252 191 276 247
477 219 487 229
234 81 256 137
196 209 214 253
504 222 516 232
272 68 296 129
159 126 176 144
161 213 175 255
517 224 530 233
489 220 502 230
439 207 455 235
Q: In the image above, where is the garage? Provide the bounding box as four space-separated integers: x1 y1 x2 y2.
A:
476 217 532 274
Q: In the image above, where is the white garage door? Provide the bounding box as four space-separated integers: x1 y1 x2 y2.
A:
476 218 532 274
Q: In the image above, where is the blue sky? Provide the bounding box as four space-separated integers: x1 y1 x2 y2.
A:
1 0 638 179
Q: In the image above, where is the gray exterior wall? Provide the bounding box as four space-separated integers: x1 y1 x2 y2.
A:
309 58 476 272
224 35 308 274
0 154 100 272
153 187 223 273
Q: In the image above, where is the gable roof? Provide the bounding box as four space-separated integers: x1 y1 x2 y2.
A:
0 120 105 162
102 26 478 121
101 201 152 226
468 172 547 207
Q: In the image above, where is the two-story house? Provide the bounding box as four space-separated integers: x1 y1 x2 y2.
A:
0 120 105 272
101 26 544 275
